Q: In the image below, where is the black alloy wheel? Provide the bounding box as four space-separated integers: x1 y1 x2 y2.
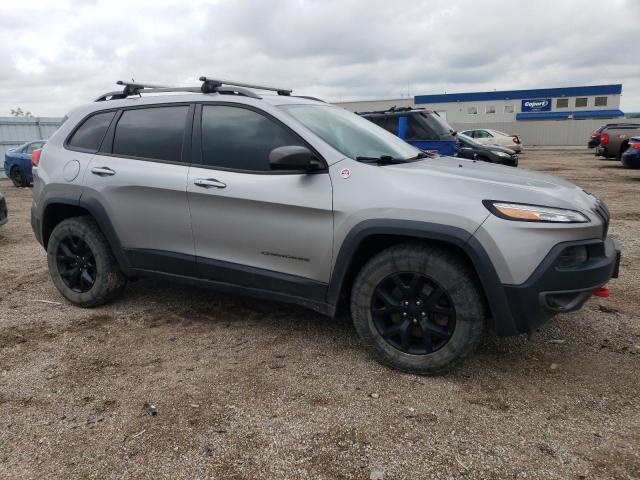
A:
371 272 456 355
56 235 97 293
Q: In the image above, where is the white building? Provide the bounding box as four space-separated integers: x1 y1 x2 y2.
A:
336 85 627 146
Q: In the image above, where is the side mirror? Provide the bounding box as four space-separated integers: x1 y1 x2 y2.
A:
269 146 322 172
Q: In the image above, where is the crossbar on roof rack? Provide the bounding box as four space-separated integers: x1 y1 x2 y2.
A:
199 76 292 96
95 76 292 102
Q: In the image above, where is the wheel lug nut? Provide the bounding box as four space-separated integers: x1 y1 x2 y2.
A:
403 312 407 317
421 311 426 316
412 318 417 323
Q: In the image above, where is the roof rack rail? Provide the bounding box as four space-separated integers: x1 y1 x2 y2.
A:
292 95 326 103
199 76 292 96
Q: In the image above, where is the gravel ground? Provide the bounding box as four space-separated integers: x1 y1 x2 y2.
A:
0 147 639 480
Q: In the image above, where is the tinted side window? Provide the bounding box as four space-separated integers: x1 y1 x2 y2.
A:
68 111 116 151
384 116 398 135
113 106 188 162
406 116 433 140
201 105 305 171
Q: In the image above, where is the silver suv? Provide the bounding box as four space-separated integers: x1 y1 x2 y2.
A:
31 78 621 374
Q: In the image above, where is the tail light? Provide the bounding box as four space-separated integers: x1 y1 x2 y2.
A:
591 131 601 138
31 148 42 167
631 142 640 150
512 135 520 144
600 133 609 146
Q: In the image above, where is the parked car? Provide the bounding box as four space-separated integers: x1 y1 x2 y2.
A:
456 133 518 167
621 136 640 168
461 129 523 153
31 78 620 375
3 140 46 187
588 125 608 149
595 124 640 160
358 107 459 155
589 123 639 149
0 190 7 226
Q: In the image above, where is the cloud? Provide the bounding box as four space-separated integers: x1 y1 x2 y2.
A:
0 0 638 116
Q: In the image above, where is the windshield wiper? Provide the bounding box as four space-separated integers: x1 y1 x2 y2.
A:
356 151 434 165
404 151 433 161
355 155 407 165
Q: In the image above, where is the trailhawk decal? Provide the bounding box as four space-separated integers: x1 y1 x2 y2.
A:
340 168 351 179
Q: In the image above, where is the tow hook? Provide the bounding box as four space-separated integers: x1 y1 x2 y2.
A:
594 287 610 298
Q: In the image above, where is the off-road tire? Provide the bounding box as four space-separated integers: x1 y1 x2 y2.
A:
350 243 485 375
47 216 126 307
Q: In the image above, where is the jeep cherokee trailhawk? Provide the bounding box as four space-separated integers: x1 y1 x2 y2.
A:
31 78 621 374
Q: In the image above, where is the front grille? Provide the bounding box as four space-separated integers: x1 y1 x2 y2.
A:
594 199 610 239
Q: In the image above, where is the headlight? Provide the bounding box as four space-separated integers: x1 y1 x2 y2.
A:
483 201 590 223
492 151 511 158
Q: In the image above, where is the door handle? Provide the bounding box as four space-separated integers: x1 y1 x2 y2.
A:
194 178 226 189
91 166 116 177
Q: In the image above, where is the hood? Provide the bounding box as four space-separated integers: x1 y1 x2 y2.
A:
384 156 596 212
478 143 516 155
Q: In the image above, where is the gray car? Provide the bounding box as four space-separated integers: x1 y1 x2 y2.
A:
30 78 620 374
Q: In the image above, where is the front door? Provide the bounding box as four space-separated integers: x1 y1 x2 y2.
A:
187 104 333 299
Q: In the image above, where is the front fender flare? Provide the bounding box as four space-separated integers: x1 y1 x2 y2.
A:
327 219 517 336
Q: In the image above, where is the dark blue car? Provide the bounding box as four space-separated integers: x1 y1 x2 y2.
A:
359 107 458 156
4 140 45 187
621 136 640 169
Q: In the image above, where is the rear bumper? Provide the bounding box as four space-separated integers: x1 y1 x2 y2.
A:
0 196 7 225
621 150 640 168
499 237 620 335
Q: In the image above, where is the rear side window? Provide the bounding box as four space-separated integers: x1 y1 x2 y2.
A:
113 106 188 162
68 111 115 151
201 105 305 171
26 142 44 154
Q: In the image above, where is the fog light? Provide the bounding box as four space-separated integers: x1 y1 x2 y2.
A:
557 246 588 268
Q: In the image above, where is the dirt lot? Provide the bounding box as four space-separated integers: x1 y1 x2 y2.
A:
0 147 639 480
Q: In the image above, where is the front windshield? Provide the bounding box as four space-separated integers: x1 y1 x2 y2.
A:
281 104 421 161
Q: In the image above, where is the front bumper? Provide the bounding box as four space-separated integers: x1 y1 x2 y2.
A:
0 196 7 225
500 236 620 335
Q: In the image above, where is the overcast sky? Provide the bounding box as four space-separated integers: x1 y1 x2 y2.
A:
1 0 638 117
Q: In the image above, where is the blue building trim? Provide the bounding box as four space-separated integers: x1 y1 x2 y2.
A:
415 85 622 104
516 109 624 121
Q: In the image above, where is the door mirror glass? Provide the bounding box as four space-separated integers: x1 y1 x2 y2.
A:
269 146 321 171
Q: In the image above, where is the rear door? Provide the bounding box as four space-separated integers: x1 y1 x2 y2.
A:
83 104 196 276
187 103 333 299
